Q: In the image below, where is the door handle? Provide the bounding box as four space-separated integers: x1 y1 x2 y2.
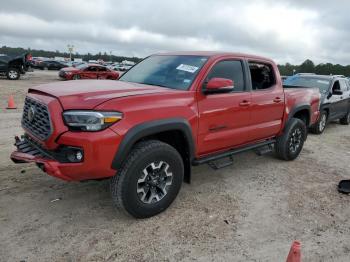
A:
239 100 251 107
273 97 282 103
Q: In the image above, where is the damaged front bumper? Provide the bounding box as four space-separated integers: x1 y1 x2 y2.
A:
10 135 79 181
10 129 121 181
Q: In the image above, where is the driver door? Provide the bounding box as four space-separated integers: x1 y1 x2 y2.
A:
329 80 345 119
197 59 251 156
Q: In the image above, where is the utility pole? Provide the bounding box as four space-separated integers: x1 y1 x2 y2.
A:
110 51 113 62
67 44 74 61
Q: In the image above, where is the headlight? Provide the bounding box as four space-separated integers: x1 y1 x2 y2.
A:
63 111 122 131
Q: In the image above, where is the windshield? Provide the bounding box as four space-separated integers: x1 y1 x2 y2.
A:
119 55 208 90
284 76 331 93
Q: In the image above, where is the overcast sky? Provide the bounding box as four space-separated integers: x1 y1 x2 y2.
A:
0 0 349 64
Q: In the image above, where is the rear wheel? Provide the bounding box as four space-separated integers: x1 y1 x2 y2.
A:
275 118 307 161
310 110 327 134
110 140 184 218
6 68 20 80
72 74 80 80
340 111 350 125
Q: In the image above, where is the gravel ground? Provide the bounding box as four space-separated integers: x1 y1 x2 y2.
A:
0 71 349 262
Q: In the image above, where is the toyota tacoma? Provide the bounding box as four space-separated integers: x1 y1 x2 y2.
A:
11 52 320 218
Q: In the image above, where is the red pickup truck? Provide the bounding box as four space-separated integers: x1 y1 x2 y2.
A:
11 52 320 218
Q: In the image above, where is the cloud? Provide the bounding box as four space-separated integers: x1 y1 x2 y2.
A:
0 0 349 64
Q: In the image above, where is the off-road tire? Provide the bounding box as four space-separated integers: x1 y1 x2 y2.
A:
339 111 350 125
110 140 184 218
275 118 307 161
310 110 327 134
6 68 20 80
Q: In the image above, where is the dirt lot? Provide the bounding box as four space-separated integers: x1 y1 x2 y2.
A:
0 71 349 261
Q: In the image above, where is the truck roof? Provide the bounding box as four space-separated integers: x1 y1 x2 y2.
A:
154 51 274 63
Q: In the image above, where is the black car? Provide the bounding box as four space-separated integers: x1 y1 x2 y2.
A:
284 74 350 134
0 53 30 80
36 60 67 70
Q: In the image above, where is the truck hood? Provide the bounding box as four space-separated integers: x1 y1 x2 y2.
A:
29 80 176 109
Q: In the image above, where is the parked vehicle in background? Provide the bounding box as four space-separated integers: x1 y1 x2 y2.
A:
36 60 68 70
59 63 119 80
11 52 320 218
284 74 350 133
62 61 87 68
0 53 30 80
281 75 289 81
119 65 132 71
107 63 122 71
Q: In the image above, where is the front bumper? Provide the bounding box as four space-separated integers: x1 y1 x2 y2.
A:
11 129 122 181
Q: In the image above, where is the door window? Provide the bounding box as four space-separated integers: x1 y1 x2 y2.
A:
206 60 245 92
98 67 107 72
86 67 97 72
332 81 341 92
249 62 275 90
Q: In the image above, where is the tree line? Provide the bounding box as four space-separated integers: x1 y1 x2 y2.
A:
0 46 142 63
278 59 350 76
1 46 349 76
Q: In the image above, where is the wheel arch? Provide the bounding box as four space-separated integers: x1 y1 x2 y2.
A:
111 118 195 183
288 104 311 127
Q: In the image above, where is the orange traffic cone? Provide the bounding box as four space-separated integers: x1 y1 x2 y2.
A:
6 95 17 109
286 241 301 262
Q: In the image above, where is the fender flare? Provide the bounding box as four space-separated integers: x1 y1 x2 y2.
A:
319 104 331 117
287 104 311 127
111 118 195 170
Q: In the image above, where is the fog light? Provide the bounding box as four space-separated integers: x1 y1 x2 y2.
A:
66 149 84 163
76 151 83 161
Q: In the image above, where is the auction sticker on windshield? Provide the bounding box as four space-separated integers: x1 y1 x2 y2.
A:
176 64 199 73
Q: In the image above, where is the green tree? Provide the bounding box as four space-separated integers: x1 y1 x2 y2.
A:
299 59 315 73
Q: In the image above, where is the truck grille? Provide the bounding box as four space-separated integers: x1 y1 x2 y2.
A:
21 97 52 140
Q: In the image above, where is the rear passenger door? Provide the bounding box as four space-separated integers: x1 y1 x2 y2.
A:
97 66 108 79
248 61 285 141
81 66 98 79
329 80 345 119
197 59 252 155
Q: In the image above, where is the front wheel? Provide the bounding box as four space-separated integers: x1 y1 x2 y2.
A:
275 118 307 161
310 110 327 134
6 68 20 80
110 140 184 218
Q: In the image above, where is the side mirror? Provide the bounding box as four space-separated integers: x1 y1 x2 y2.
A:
204 78 234 94
333 89 343 96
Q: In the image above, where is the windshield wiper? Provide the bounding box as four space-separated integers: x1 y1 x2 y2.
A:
142 82 173 89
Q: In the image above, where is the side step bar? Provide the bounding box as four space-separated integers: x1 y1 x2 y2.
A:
192 139 276 166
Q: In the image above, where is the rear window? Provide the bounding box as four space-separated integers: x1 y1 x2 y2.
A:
249 62 276 90
284 76 331 94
